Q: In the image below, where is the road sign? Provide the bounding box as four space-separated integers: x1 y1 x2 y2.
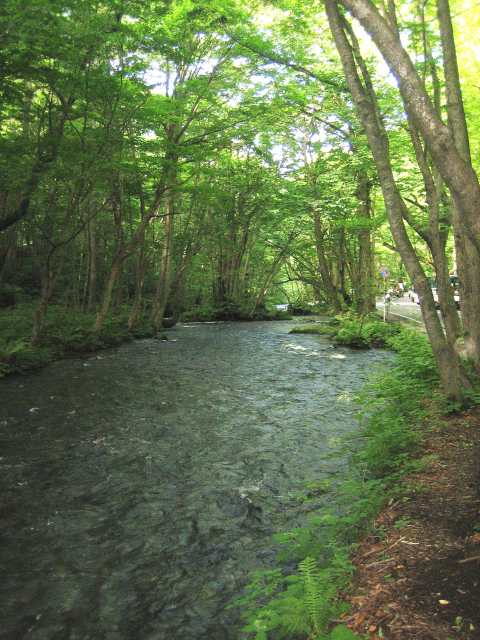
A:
379 266 389 279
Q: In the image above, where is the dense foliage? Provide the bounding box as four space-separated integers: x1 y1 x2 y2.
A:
3 0 480 399
0 1 383 349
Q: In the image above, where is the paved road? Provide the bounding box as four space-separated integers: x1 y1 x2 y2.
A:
377 296 424 326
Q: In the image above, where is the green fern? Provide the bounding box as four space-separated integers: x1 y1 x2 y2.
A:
0 337 29 358
328 624 364 639
299 557 324 634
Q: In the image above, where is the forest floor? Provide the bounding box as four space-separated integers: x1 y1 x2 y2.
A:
343 407 480 640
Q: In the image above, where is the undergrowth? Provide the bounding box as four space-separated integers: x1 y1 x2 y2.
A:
0 303 157 376
234 325 439 640
181 301 292 322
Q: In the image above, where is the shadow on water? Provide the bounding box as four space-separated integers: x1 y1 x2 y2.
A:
0 321 391 640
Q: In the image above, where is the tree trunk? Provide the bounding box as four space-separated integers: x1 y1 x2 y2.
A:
251 251 287 316
0 228 17 286
87 218 97 312
313 210 345 311
436 0 480 367
31 277 55 346
92 177 167 333
94 255 124 333
405 121 462 349
31 251 65 345
355 174 375 314
325 0 465 400
0 99 73 232
128 235 147 330
151 191 175 331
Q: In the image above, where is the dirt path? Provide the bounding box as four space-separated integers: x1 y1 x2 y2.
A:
343 408 480 639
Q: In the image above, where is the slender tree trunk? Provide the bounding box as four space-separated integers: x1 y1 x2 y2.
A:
313 210 346 311
436 0 480 367
128 236 147 330
87 218 97 312
31 252 64 345
151 191 175 330
406 125 461 349
0 229 17 286
0 98 73 232
251 253 286 316
94 254 124 333
355 174 375 314
113 267 124 312
92 177 167 334
335 0 480 255
31 283 52 346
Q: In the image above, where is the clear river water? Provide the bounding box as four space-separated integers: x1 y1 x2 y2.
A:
0 320 390 640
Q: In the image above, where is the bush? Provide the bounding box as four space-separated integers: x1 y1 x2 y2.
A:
181 304 216 322
0 336 51 376
291 316 400 348
181 302 293 322
267 309 293 320
0 284 18 308
334 317 400 349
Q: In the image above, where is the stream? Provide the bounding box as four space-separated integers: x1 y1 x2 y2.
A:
0 321 391 640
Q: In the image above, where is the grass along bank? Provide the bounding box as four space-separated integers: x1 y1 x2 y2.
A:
235 318 479 639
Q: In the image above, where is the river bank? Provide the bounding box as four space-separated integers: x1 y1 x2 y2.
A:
0 302 291 377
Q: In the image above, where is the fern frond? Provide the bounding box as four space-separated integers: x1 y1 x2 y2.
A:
299 556 324 633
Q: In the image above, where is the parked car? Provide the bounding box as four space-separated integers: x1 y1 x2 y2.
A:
414 275 460 309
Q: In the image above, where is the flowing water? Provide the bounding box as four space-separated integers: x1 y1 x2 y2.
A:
0 321 390 640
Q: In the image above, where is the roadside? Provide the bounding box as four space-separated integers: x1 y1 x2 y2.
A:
343 408 480 640
377 296 425 328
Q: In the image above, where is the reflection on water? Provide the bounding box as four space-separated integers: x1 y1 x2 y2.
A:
0 321 390 639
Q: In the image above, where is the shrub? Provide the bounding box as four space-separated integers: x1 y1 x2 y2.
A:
0 304 158 375
0 337 51 376
291 316 400 348
181 304 216 322
334 318 400 349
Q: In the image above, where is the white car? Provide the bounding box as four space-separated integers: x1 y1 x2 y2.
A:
417 287 460 309
433 288 460 309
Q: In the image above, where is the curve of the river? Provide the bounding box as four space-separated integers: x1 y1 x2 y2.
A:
0 321 390 640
